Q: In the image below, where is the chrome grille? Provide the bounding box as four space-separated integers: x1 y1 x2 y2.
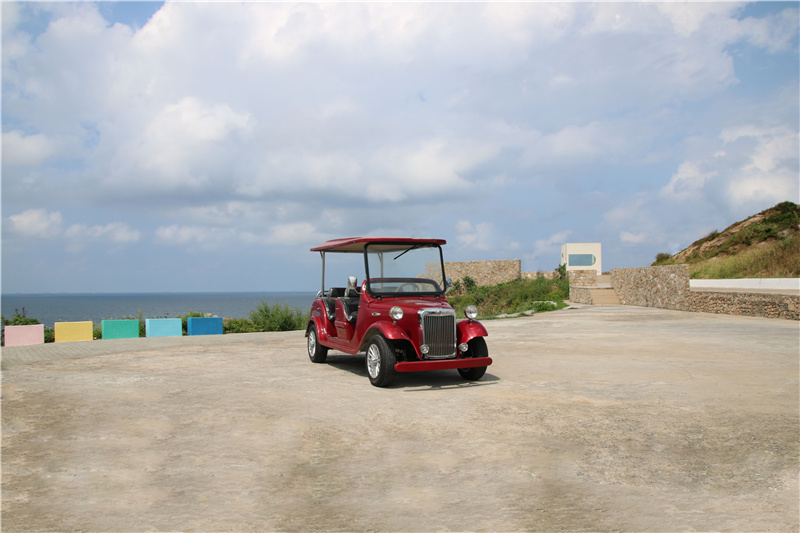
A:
419 309 457 359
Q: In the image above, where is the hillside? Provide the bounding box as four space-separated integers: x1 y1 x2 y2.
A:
652 201 800 279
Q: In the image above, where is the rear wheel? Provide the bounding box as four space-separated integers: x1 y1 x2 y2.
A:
365 335 397 387
458 337 488 381
307 324 328 363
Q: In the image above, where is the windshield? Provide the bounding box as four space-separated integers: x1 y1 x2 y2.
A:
365 243 445 296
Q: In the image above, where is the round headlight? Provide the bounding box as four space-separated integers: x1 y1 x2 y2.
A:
465 305 478 320
390 306 404 320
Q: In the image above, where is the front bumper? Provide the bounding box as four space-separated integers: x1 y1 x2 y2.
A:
394 357 492 373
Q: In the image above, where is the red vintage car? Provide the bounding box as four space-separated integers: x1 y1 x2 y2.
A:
306 237 492 387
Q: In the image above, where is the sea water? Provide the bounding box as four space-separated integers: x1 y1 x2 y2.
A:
1 292 317 328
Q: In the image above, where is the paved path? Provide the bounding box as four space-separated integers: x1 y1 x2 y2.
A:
2 331 282 367
2 305 798 532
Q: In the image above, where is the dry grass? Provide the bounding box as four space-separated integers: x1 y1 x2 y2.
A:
689 234 799 279
654 201 799 279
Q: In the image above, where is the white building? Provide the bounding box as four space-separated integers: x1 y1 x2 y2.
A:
561 243 602 275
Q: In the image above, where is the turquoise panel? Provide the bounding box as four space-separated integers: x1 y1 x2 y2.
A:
145 318 182 338
187 317 223 336
102 320 140 339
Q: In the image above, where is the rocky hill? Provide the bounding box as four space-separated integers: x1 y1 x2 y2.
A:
652 201 799 279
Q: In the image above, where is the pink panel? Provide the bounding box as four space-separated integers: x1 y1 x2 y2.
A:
4 324 45 346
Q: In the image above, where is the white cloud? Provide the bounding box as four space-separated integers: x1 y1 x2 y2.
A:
65 222 140 243
2 2 797 291
155 224 235 247
455 220 496 252
7 209 63 238
2 131 58 166
62 222 141 252
114 97 253 189
241 222 319 247
737 7 800 53
531 230 573 263
656 3 737 37
660 162 718 202
661 125 799 210
620 231 648 245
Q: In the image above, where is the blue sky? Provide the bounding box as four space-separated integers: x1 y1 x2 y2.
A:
2 1 798 293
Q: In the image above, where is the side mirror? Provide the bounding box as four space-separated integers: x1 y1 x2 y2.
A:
445 278 452 290
347 276 357 291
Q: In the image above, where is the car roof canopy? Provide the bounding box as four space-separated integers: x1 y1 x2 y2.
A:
310 237 446 253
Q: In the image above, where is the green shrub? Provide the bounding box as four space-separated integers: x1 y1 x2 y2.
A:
223 318 258 334
462 276 477 293
555 263 567 281
248 300 309 332
449 279 462 295
448 277 569 318
652 252 672 266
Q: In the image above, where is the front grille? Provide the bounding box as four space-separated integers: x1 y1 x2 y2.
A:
419 309 456 359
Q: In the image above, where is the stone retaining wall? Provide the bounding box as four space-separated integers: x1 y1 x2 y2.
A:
690 291 799 320
568 269 597 287
607 265 798 320
610 265 692 311
443 260 521 286
569 287 594 304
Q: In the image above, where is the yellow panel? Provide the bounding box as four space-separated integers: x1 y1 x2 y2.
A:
55 321 94 343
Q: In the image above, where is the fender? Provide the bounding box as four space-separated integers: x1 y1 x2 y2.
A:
360 321 413 351
307 313 331 342
457 319 488 345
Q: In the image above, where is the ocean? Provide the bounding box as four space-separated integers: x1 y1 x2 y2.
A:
1 292 317 328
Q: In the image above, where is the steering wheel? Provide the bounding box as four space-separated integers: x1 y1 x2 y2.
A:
397 283 420 292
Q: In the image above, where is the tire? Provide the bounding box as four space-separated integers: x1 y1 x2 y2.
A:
307 324 328 363
365 335 397 387
458 337 488 381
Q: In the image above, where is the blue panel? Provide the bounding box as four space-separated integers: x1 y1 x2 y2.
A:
145 318 182 338
187 317 223 336
568 254 596 267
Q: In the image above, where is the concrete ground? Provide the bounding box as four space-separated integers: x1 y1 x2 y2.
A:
2 305 798 532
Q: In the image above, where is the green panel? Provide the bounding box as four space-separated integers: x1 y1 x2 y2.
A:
102 319 140 339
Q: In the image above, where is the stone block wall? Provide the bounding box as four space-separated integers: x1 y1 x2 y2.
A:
690 291 799 320
522 271 558 280
568 269 597 287
610 265 691 311
443 259 521 286
606 265 798 320
569 287 594 304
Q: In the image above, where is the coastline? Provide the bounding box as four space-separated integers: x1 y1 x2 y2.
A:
1 291 316 328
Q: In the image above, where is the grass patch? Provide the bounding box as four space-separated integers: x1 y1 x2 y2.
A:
652 201 799 278
447 277 570 318
690 233 799 279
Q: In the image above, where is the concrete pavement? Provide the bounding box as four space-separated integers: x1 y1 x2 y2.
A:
2 305 798 531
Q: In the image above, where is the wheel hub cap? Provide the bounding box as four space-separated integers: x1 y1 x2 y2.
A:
367 345 380 378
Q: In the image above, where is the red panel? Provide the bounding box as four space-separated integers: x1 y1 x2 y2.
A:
394 357 492 373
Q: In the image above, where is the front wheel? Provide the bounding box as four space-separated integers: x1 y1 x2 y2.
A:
458 337 488 381
365 335 397 387
307 324 328 363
